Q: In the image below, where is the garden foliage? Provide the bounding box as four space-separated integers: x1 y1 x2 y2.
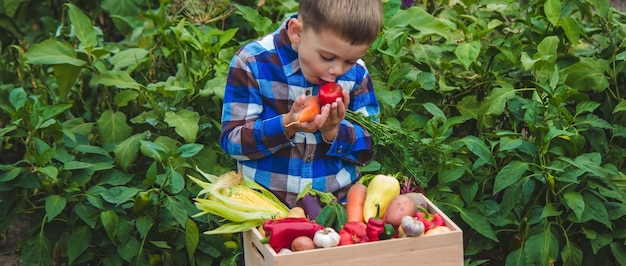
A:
0 0 625 265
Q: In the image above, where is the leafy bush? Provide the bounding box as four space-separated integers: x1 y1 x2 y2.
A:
366 0 626 265
1 0 625 265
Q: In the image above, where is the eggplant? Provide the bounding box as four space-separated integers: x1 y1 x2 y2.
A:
299 193 323 220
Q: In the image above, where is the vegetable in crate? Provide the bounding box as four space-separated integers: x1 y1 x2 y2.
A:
263 217 324 252
382 194 416 228
189 169 289 234
366 204 394 241
296 183 336 220
338 221 368 245
313 227 341 248
345 182 367 223
362 174 400 221
315 202 348 232
400 215 425 237
415 206 445 231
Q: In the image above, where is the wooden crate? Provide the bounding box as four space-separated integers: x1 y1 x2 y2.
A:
243 193 463 266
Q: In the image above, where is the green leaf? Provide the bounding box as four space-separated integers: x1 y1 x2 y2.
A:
74 203 99 228
53 64 82 101
563 191 585 220
458 208 498 241
610 241 626 266
101 210 119 242
613 100 626 114
411 44 444 69
524 224 559 265
234 4 274 36
135 215 153 238
579 193 611 228
482 86 516 116
109 48 149 71
561 241 583 266
164 109 200 143
9 87 26 110
67 225 91 264
389 6 450 39
575 114 612 129
575 101 600 116
64 161 94 170
38 166 59 180
0 167 20 182
139 140 166 162
185 218 199 263
165 196 187 227
544 0 561 26
3 0 21 17
376 89 403 108
117 237 140 262
21 234 51 266
540 204 561 218
96 110 133 145
113 133 145 171
565 58 609 92
456 135 495 167
168 168 185 195
67 4 98 48
91 70 142 90
23 39 86 66
561 17 581 48
455 41 481 69
493 161 529 195
457 96 480 119
114 89 139 107
100 186 139 205
75 144 111 157
45 195 67 222
178 143 204 158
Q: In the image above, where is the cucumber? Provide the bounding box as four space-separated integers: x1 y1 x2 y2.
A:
330 203 347 232
315 204 337 228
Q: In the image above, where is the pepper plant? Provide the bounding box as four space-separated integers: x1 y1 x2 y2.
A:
0 0 253 264
365 0 626 265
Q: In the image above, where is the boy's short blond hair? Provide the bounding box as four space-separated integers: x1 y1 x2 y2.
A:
298 0 383 45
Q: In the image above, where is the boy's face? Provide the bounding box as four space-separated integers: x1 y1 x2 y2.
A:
288 19 371 85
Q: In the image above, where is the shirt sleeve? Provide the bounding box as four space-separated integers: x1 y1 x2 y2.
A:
220 51 293 161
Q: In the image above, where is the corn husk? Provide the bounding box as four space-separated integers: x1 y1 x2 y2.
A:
190 167 289 234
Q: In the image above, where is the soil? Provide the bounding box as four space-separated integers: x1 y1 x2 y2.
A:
0 215 30 266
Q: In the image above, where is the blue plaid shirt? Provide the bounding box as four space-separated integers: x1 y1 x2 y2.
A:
220 17 378 207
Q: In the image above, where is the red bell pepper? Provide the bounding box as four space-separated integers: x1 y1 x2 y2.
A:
262 217 324 252
366 204 394 241
415 206 445 231
338 221 368 245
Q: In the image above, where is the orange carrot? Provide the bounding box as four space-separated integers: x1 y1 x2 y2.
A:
345 183 368 223
285 96 320 127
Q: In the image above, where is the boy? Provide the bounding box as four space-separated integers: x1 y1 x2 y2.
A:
220 0 382 207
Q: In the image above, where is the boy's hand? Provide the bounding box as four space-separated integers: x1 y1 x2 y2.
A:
284 95 330 136
284 90 350 140
320 90 350 142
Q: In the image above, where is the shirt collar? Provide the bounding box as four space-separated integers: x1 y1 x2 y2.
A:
274 15 301 77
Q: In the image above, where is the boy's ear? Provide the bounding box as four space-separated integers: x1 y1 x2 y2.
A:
287 18 303 44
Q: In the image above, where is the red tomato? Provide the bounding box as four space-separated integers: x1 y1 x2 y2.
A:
318 82 344 106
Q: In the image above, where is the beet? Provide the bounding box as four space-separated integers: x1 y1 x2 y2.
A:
299 193 323 220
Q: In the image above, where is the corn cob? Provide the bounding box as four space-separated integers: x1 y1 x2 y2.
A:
190 169 290 234
222 186 287 214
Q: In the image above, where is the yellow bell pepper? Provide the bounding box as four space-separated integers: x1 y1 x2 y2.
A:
362 174 400 222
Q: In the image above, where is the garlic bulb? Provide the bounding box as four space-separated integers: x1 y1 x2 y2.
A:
313 227 340 248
